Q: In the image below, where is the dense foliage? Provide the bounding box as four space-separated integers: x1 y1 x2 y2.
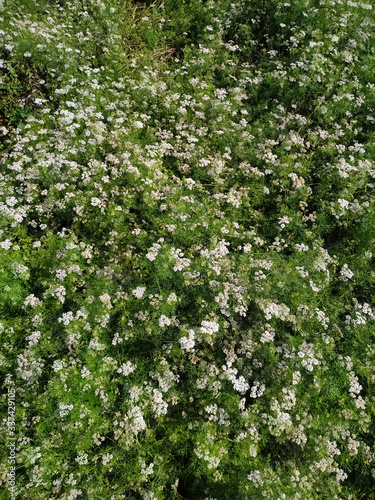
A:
1 0 375 498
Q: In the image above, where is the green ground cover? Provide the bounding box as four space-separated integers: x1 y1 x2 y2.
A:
1 0 375 498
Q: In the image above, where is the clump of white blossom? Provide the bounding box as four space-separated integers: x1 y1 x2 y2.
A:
1 0 375 498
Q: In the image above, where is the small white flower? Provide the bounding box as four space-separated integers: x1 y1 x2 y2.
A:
58 311 74 325
52 360 66 372
278 216 291 229
102 453 113 465
117 361 136 376
81 366 90 379
34 98 46 105
26 330 41 347
309 280 321 292
90 197 101 206
6 196 18 207
75 452 88 465
340 264 354 280
296 243 309 252
56 269 67 281
167 293 178 304
179 330 195 352
99 293 112 309
0 239 12 250
132 286 146 299
59 403 74 417
200 321 219 335
146 243 161 261
159 315 171 327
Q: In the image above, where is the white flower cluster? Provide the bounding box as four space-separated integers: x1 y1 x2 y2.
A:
348 372 362 399
151 367 179 393
204 404 230 426
132 286 146 299
112 332 123 345
353 298 375 319
260 323 275 343
268 408 293 437
90 197 104 208
139 458 154 477
258 300 294 322
159 315 171 327
11 261 29 277
67 489 82 500
315 308 330 329
296 243 309 252
167 292 178 304
58 311 74 325
27 446 41 465
296 266 309 278
200 320 219 335
340 263 354 280
88 337 106 351
213 282 248 317
347 436 360 456
288 172 305 189
222 365 250 395
200 239 230 276
250 381 266 398
75 452 88 465
194 440 227 470
170 247 191 271
151 389 168 417
16 351 44 385
102 453 113 466
140 491 158 500
6 196 18 207
233 376 250 395
55 269 67 281
0 239 12 249
99 293 112 309
135 310 149 321
292 371 302 385
278 216 291 229
146 242 162 261
50 285 66 304
280 388 297 410
117 361 136 376
345 298 375 330
52 359 66 372
95 313 110 328
23 293 43 307
297 342 322 371
26 331 41 347
249 258 273 270
59 403 74 417
314 247 332 272
248 470 263 487
81 366 91 379
179 329 195 352
93 434 106 446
